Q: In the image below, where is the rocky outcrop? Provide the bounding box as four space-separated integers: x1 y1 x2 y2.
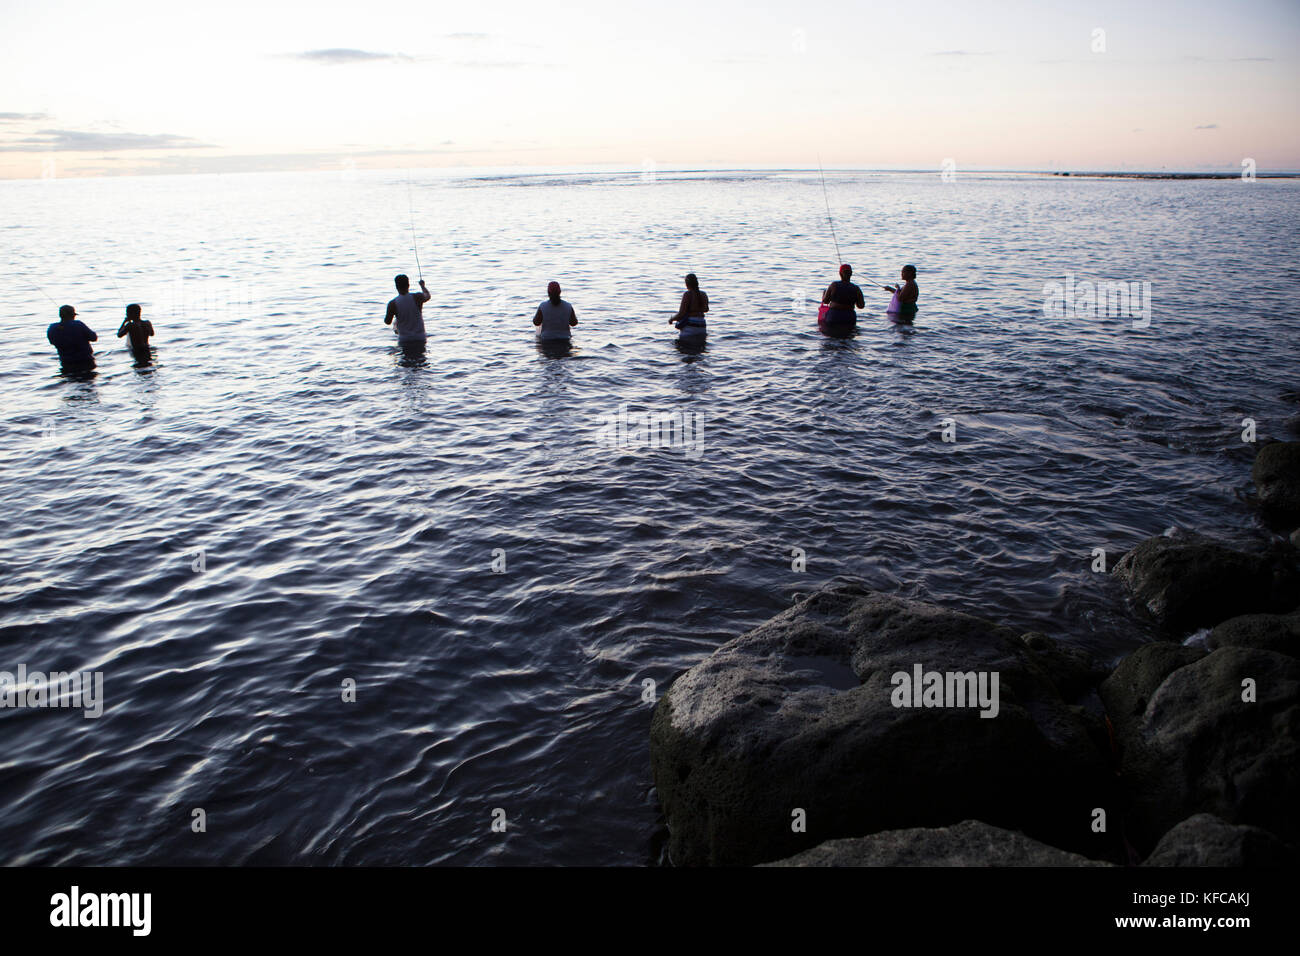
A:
650 585 1114 866
1208 609 1300 658
1253 440 1300 526
1142 813 1292 867
1099 642 1207 742
1020 631 1110 703
1100 644 1300 854
761 819 1112 867
1111 530 1299 634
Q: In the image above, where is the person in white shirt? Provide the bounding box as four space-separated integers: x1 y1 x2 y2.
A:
384 274 431 344
532 281 577 342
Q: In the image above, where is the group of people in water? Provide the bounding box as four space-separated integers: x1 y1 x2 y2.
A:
45 303 155 369
45 265 920 368
821 263 919 333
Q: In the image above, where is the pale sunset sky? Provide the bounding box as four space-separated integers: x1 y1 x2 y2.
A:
1 0 1297 179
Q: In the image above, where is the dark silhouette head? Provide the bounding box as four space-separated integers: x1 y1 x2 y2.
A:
839 264 853 280
685 273 699 290
902 265 916 279
394 274 410 294
547 280 561 303
58 305 76 321
126 303 141 320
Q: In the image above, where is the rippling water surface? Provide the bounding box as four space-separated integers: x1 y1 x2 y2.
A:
1 168 1298 864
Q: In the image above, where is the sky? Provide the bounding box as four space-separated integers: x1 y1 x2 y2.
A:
1 0 1297 178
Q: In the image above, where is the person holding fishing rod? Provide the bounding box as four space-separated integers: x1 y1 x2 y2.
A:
47 304 98 369
385 174 432 348
821 263 864 334
384 273 431 346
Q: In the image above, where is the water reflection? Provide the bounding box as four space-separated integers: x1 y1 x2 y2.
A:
393 341 428 368
57 361 99 398
536 338 573 360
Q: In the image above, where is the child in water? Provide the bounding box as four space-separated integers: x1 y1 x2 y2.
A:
884 265 919 318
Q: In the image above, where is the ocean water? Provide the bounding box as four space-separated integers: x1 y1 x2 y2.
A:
1 167 1297 865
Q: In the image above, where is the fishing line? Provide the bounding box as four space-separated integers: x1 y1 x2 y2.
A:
14 265 62 308
406 172 423 282
817 161 896 289
817 157 842 266
28 282 60 307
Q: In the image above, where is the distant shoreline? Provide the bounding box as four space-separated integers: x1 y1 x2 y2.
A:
1046 171 1298 180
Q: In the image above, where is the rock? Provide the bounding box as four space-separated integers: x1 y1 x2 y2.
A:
1142 813 1292 867
1253 441 1300 525
1099 642 1206 743
1105 646 1300 854
762 819 1112 867
1111 530 1299 634
1020 632 1109 703
650 584 1114 866
1208 610 1300 658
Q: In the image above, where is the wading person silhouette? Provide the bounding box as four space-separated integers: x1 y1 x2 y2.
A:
668 273 708 342
883 265 920 319
533 281 577 343
384 273 431 345
47 305 97 368
116 304 154 359
820 263 863 335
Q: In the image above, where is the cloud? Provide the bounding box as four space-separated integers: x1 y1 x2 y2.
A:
288 48 412 64
0 112 48 122
930 50 992 56
0 129 212 152
444 32 490 41
283 46 547 69
1194 123 1219 130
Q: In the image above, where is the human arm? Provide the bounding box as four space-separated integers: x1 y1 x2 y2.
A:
568 305 577 327
533 305 543 327
117 320 130 338
418 280 430 302
385 299 397 325
854 285 865 309
821 283 834 305
83 322 97 342
669 290 690 324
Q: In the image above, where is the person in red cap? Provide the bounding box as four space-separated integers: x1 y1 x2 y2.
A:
821 263 864 332
533 281 577 342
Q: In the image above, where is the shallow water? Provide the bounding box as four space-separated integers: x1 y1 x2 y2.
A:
1 167 1297 864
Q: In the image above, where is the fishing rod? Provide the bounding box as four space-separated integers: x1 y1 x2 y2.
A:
27 281 59 307
406 172 423 282
817 161 897 289
817 157 842 266
15 265 62 308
